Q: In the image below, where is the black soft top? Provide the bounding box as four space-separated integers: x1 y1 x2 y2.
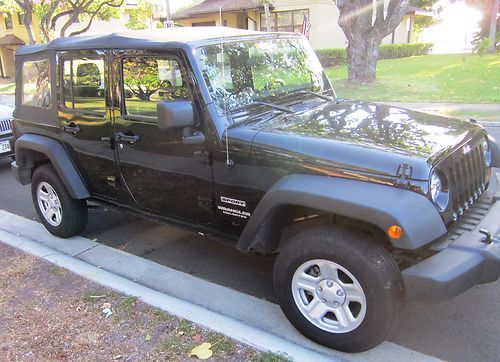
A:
16 27 284 55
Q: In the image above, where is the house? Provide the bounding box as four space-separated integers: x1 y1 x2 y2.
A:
0 12 42 78
172 0 431 49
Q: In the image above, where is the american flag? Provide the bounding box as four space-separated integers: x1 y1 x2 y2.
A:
301 14 311 39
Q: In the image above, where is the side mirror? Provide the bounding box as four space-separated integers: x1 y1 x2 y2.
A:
157 100 194 130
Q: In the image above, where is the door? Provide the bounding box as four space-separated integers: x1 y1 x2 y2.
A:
114 52 213 224
59 51 118 199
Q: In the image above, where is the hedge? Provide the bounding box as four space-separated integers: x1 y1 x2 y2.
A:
315 43 433 68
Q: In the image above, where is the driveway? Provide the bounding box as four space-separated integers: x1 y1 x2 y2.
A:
0 94 14 106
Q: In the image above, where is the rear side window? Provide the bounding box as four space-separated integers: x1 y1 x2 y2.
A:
62 58 106 115
22 60 51 108
122 57 189 120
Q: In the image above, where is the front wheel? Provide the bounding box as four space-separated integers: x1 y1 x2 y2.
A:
31 164 88 238
273 226 404 352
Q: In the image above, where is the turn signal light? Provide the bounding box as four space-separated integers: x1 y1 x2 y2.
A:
388 225 403 239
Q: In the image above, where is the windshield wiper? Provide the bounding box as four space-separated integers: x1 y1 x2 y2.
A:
252 101 293 113
291 89 339 103
228 101 293 129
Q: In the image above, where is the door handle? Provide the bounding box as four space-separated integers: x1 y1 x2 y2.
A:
115 132 140 145
63 122 81 135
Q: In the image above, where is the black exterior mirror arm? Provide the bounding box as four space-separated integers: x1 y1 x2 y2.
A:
183 131 205 145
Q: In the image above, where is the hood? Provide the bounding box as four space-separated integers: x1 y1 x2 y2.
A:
249 100 482 180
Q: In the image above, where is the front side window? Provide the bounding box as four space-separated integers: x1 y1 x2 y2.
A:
62 58 106 114
122 57 189 119
197 37 326 113
22 60 51 108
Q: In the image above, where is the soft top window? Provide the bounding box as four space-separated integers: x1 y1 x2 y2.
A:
22 59 51 108
62 57 106 115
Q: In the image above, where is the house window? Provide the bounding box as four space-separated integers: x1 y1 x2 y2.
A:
122 57 189 120
192 21 216 27
260 9 309 33
5 14 13 30
62 58 106 115
18 13 25 25
22 60 51 108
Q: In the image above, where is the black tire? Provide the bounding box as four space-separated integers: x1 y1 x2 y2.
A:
273 225 404 352
31 164 88 238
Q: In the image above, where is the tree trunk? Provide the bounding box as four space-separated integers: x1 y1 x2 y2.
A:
488 0 499 53
336 0 409 83
14 1 35 44
24 12 35 44
346 38 380 83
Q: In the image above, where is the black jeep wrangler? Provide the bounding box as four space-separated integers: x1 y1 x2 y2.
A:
10 28 500 352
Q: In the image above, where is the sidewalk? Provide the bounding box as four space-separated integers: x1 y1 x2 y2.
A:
381 102 500 123
382 102 500 113
0 94 14 106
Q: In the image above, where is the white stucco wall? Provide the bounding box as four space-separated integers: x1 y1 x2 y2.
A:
269 0 415 49
263 0 347 49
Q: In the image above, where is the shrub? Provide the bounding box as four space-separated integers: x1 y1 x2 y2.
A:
379 43 433 59
315 48 347 68
315 43 433 68
74 86 100 97
472 37 492 55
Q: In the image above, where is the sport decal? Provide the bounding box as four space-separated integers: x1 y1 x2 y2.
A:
220 196 246 208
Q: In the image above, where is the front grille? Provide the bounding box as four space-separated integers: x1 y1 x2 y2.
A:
0 118 12 135
445 141 487 221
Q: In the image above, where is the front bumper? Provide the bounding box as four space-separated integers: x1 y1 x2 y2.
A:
402 172 500 303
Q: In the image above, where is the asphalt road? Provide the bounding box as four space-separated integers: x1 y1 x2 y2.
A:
1 125 500 361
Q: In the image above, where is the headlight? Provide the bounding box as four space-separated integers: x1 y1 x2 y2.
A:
429 171 449 211
481 137 492 167
430 172 442 201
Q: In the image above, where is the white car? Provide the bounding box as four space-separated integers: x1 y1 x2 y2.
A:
0 103 14 159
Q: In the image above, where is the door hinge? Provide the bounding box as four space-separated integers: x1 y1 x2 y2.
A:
198 196 215 211
395 164 412 188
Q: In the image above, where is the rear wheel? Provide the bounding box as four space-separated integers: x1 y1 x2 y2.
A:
31 164 88 238
273 226 404 352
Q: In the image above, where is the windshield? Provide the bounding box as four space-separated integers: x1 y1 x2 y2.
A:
196 37 328 114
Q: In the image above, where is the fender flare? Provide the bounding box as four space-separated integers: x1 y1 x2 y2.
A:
14 134 90 199
236 174 447 251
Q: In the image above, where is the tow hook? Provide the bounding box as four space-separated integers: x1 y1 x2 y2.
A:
479 229 493 245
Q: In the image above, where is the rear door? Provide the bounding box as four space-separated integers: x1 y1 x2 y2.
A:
113 51 214 224
58 51 118 200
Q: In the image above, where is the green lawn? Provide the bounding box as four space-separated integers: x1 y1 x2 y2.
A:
326 53 500 103
0 81 15 95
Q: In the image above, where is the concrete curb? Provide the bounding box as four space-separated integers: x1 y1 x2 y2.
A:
0 210 439 362
480 122 500 127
